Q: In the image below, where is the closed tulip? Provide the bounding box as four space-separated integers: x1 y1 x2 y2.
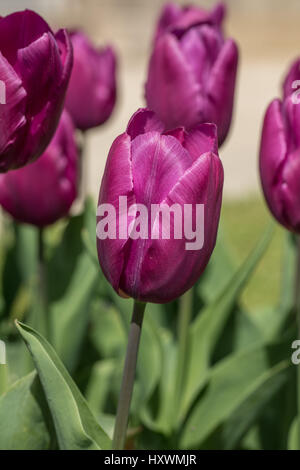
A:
259 94 300 233
145 4 238 145
97 109 223 304
154 2 226 42
65 31 117 131
0 10 73 171
0 110 78 227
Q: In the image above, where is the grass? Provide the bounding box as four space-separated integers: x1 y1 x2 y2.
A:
222 196 285 311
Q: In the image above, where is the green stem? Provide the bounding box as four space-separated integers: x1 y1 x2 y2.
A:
112 300 146 450
295 235 300 449
37 227 48 338
175 289 193 413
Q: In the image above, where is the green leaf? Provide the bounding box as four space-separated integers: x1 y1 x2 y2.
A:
0 372 51 450
180 345 288 449
86 359 117 415
222 360 290 449
49 202 99 371
198 227 235 303
141 330 177 435
179 226 274 423
288 418 299 450
16 321 111 450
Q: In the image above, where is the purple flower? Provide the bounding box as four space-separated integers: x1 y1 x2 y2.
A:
154 2 226 42
65 31 117 131
260 94 300 232
145 3 238 145
283 57 300 100
0 110 78 227
0 10 73 171
97 109 223 304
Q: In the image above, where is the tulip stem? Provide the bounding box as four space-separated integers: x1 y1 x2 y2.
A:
175 289 193 416
295 235 300 449
112 300 146 450
37 227 49 338
79 130 88 201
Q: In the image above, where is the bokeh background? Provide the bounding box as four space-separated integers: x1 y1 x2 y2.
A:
2 0 300 309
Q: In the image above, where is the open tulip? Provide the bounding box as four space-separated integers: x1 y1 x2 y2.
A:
97 108 223 304
145 5 238 145
0 9 73 172
65 31 117 131
259 95 300 233
0 110 78 227
154 2 226 42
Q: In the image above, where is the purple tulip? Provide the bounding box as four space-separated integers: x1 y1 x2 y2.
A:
154 2 226 42
259 93 300 232
0 10 73 172
0 110 78 227
96 109 223 304
65 31 117 131
282 57 300 101
145 4 238 145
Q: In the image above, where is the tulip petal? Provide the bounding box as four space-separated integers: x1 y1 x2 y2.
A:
16 32 63 115
0 51 27 167
207 38 239 145
183 123 218 161
131 132 192 206
180 25 223 88
97 133 136 292
279 149 300 231
20 29 73 167
126 108 165 140
259 99 288 225
283 58 300 100
121 152 223 303
0 10 51 65
145 33 201 130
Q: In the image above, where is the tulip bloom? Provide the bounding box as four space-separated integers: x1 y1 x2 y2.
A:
65 31 117 131
154 2 226 42
97 109 223 304
259 94 300 232
0 10 73 172
145 4 238 145
0 110 78 227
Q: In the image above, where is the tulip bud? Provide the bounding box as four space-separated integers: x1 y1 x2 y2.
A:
0 10 73 171
154 2 226 42
259 94 300 233
282 57 300 102
0 110 78 227
65 31 117 131
145 3 238 145
96 109 223 304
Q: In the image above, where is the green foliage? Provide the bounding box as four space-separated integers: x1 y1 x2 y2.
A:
0 200 298 450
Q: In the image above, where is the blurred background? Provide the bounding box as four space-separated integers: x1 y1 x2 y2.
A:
2 0 300 309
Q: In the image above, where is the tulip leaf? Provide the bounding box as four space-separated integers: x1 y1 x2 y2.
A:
141 329 177 435
288 418 299 450
180 344 289 449
16 321 111 450
198 226 236 303
222 360 290 449
49 201 99 371
86 359 118 416
179 225 274 423
0 372 51 450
